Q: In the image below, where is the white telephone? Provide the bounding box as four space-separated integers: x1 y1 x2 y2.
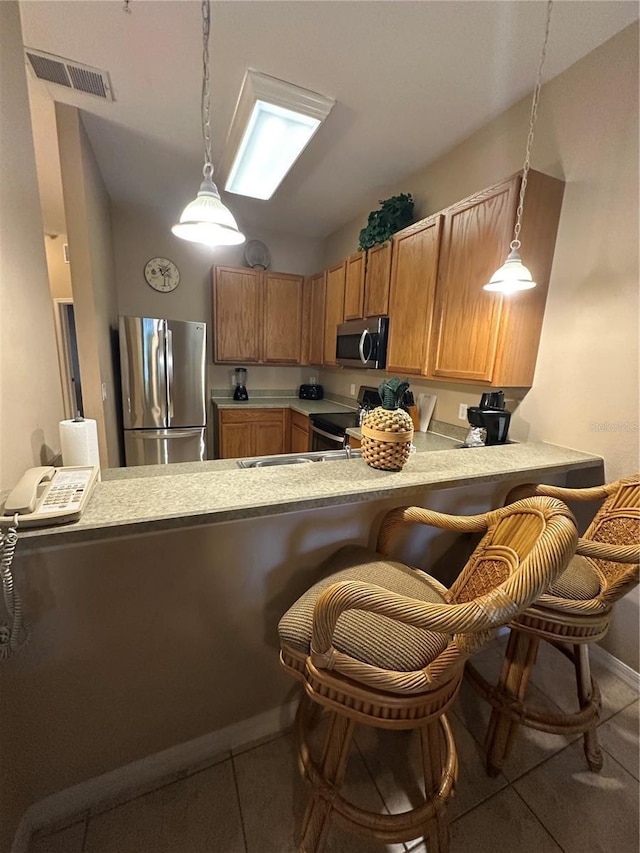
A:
2 465 99 527
0 466 99 660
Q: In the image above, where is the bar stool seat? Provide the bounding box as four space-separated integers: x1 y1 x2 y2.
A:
278 497 578 853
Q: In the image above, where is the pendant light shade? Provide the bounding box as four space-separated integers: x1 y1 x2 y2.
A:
485 0 553 295
172 1 244 249
172 178 245 247
484 248 535 294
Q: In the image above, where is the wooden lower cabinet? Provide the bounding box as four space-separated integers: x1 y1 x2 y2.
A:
290 410 311 453
219 409 286 459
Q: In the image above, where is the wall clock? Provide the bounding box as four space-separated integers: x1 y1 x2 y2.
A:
144 257 180 292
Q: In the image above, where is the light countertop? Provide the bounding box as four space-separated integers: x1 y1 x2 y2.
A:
211 396 356 416
18 441 603 550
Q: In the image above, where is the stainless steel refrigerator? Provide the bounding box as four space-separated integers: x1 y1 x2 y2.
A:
119 316 207 466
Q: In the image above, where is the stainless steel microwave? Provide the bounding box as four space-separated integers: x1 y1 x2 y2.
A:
336 317 389 369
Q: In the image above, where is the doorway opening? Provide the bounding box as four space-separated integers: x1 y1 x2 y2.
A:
53 298 84 419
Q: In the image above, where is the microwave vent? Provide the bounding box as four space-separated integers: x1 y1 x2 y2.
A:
25 48 113 101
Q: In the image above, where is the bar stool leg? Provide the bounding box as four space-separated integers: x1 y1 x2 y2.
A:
574 644 603 772
485 630 539 777
420 719 450 853
299 710 355 853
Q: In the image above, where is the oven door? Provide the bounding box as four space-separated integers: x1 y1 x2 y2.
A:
310 425 346 453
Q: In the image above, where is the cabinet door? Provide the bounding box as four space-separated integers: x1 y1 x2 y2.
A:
290 423 310 453
343 252 365 320
363 242 392 317
429 179 518 382
219 422 252 459
308 272 326 366
386 216 443 375
323 262 346 366
213 267 261 363
262 272 304 364
253 421 285 456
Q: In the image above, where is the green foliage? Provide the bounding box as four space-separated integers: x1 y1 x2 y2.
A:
358 193 414 251
378 377 410 411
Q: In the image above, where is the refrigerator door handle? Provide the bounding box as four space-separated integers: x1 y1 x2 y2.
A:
166 328 174 420
133 429 202 440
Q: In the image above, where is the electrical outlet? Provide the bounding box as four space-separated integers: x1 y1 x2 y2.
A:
309 376 317 385
350 384 356 396
101 382 108 402
458 403 468 421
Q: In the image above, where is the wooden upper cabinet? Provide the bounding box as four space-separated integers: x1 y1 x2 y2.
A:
429 170 564 386
343 251 366 320
324 261 346 366
212 266 304 365
213 267 261 363
307 271 326 366
363 241 392 317
386 216 443 375
262 272 304 364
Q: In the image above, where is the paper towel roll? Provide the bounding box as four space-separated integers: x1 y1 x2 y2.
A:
59 418 100 467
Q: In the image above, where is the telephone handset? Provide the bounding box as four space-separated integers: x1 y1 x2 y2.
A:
2 465 99 527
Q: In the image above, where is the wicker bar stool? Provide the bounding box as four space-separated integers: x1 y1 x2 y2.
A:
278 496 578 853
467 474 640 776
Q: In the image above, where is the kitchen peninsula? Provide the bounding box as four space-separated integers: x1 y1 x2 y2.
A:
20 440 602 550
6 440 604 840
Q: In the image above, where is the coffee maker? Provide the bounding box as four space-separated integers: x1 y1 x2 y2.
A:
465 391 511 446
233 367 249 401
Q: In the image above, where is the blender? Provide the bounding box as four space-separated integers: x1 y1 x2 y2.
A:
233 367 249 401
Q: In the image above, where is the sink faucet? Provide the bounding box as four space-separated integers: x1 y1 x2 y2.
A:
345 444 352 459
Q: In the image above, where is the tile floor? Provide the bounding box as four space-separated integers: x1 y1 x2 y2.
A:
30 640 639 853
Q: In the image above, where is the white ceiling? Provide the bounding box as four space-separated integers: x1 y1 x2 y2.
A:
20 0 639 240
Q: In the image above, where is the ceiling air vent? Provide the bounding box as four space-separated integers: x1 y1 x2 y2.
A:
25 48 114 102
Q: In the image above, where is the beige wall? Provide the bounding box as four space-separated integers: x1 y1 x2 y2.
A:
323 25 639 668
44 234 72 300
56 104 121 468
0 2 64 494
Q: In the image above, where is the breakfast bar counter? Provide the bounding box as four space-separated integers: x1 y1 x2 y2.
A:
19 441 604 550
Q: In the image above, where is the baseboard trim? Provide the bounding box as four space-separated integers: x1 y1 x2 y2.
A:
11 699 299 853
590 643 640 692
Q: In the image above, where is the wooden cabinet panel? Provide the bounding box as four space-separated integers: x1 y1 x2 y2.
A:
263 272 304 364
220 422 252 459
426 170 564 386
219 408 286 458
308 272 326 366
343 252 365 320
290 423 310 453
386 216 443 375
429 180 517 382
213 267 304 365
213 267 261 363
363 242 392 317
254 422 286 456
323 262 346 366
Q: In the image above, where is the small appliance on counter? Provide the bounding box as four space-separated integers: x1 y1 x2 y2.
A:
299 383 324 400
464 391 511 447
233 367 249 401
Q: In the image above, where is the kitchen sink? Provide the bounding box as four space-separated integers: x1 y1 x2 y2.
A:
237 449 362 468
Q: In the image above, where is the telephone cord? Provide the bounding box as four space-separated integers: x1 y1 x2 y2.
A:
0 526 30 658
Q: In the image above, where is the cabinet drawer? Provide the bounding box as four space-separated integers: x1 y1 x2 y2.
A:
220 408 285 424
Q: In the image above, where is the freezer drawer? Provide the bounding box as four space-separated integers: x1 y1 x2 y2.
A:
124 428 206 466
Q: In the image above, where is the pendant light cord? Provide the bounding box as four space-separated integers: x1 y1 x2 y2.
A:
511 0 553 251
201 0 213 181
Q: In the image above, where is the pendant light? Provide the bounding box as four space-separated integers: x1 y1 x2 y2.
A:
172 0 245 247
485 0 553 294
